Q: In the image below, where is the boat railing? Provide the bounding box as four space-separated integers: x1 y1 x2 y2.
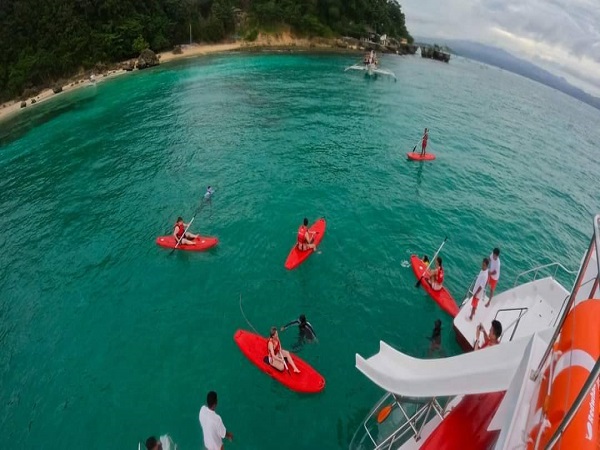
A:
495 307 528 342
512 262 576 288
350 393 446 450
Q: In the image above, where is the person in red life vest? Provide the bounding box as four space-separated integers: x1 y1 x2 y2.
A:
419 128 429 156
173 216 199 245
267 327 300 373
468 257 490 321
297 218 317 251
474 320 502 350
485 248 501 307
427 256 444 291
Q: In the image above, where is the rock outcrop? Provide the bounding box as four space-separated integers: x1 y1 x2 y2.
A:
20 101 27 108
52 83 63 94
137 49 159 70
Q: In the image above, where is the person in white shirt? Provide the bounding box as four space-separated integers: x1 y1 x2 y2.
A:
485 248 501 307
199 391 233 450
468 257 489 321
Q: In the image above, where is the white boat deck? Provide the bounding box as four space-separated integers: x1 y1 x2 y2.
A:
454 277 569 349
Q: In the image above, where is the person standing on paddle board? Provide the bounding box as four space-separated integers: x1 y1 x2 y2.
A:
268 327 300 373
199 391 233 450
485 248 501 307
174 216 199 245
297 218 317 251
468 258 490 321
420 128 429 156
281 314 317 342
427 256 444 291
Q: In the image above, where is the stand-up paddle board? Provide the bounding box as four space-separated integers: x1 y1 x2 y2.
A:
156 235 218 252
410 255 459 317
285 218 326 270
234 330 325 393
407 152 436 161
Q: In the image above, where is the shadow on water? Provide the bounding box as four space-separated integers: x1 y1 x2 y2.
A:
0 87 97 148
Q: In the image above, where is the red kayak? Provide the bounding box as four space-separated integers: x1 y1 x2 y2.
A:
410 255 459 317
284 218 326 270
407 152 436 161
234 330 325 394
156 235 218 252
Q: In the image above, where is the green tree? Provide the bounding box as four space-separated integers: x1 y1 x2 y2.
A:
133 35 150 53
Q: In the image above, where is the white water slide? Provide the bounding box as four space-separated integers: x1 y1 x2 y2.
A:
355 331 551 398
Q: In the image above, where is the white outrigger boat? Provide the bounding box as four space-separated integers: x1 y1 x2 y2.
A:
351 214 600 450
345 50 396 80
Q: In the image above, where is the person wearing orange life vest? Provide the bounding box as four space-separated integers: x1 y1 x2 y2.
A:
267 327 300 373
297 218 317 252
427 256 444 291
474 320 502 350
173 216 199 245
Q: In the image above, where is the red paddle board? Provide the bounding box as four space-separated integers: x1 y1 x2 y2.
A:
407 152 436 161
234 330 325 393
156 235 218 252
410 255 459 317
285 218 326 270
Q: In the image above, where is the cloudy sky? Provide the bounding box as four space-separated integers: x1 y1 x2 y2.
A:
399 0 600 96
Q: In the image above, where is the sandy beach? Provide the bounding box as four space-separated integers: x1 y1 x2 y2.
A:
0 34 357 124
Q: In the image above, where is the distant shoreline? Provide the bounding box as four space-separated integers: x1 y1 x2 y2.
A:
0 35 370 124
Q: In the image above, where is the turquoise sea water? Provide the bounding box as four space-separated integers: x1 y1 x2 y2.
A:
1 53 599 449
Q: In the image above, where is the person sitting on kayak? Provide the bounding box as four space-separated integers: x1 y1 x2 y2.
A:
427 256 444 291
420 128 429 156
281 314 317 342
422 255 430 268
267 327 300 373
474 320 502 350
173 216 199 245
297 218 317 251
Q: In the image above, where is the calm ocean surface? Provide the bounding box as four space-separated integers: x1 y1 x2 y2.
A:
1 53 599 449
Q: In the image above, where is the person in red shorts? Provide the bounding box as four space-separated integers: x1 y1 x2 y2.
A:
468 257 489 321
419 128 429 156
485 248 501 307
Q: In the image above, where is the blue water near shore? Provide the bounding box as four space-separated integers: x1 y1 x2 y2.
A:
1 53 599 449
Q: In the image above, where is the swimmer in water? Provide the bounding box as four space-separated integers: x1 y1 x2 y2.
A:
204 186 215 201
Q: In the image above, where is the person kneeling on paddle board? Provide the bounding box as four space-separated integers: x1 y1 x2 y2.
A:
281 314 317 342
297 218 317 251
174 217 199 245
426 256 444 291
268 327 300 373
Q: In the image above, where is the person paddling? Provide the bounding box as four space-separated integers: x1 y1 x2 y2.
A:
427 256 444 291
281 314 317 342
420 128 429 156
267 327 300 373
173 216 199 245
297 218 317 251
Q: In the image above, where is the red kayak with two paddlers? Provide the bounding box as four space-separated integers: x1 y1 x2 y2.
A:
411 255 459 317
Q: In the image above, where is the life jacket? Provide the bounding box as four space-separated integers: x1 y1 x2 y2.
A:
297 225 308 244
268 337 281 356
174 222 184 239
437 266 444 284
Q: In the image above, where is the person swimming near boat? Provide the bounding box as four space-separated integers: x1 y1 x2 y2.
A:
297 218 317 251
281 314 317 341
420 128 429 156
427 256 444 291
267 327 300 373
204 186 215 201
174 216 199 245
428 319 442 355
474 320 502 350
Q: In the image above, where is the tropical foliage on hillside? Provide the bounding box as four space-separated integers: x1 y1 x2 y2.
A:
0 0 412 101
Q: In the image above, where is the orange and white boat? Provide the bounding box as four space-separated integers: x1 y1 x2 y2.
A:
351 214 600 450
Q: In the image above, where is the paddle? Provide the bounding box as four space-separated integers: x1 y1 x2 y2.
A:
415 237 448 288
411 136 423 154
